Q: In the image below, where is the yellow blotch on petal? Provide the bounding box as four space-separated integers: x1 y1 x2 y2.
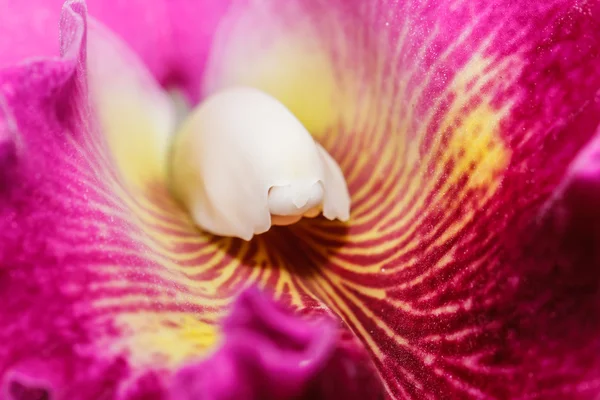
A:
86 21 176 189
202 4 360 140
434 52 517 199
99 95 173 187
447 104 511 189
112 312 219 368
213 39 338 139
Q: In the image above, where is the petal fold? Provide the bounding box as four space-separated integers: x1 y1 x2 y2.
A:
170 288 383 400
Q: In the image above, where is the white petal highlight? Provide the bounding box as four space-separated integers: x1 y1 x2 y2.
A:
169 87 350 240
317 143 351 222
268 182 324 217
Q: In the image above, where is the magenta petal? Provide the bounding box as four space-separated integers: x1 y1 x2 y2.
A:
1 5 380 398
170 288 383 400
0 0 65 68
0 0 170 87
0 2 130 396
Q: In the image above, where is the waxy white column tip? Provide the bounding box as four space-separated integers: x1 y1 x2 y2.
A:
169 87 351 240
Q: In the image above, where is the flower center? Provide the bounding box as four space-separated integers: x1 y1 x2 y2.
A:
168 87 351 241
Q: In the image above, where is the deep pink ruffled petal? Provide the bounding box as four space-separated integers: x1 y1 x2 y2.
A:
170 288 383 400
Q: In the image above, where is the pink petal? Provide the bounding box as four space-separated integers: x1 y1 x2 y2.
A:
0 1 381 399
170 288 383 400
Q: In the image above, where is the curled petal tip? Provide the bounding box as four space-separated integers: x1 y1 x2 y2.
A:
169 87 351 240
560 130 600 231
59 0 87 59
1 361 58 400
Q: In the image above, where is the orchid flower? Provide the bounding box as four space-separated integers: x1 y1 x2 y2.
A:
1 0 600 399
